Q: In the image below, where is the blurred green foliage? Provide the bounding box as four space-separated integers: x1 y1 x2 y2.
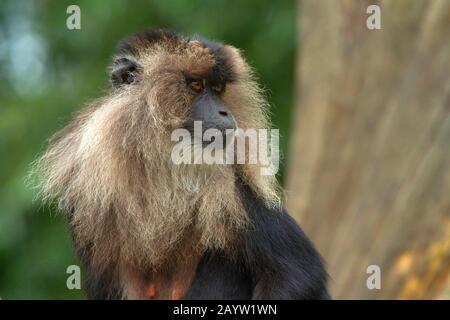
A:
0 0 295 298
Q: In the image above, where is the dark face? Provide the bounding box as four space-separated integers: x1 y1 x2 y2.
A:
109 30 244 147
184 77 236 137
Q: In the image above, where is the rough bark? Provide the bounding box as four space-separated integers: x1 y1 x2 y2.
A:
287 0 450 299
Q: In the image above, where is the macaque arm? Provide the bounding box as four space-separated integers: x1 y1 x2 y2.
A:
239 185 330 300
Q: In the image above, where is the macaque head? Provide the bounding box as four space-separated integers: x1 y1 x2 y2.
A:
109 30 267 144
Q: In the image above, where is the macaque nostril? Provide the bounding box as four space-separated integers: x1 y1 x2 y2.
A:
218 111 228 117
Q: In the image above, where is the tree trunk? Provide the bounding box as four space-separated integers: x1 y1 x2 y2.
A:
287 0 450 299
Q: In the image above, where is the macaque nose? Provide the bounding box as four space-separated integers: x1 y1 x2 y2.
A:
212 108 236 133
189 94 236 133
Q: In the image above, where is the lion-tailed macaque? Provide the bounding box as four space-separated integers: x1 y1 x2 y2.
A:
33 30 329 299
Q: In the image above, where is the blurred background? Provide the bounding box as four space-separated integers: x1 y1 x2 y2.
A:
0 0 295 299
0 0 449 299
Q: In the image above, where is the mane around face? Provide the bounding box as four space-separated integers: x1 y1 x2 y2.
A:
32 29 281 270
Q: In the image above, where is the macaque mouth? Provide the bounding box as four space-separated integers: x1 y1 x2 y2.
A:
190 91 236 128
183 91 237 149
183 121 237 149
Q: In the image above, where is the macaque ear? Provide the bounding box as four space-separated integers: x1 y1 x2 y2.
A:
110 57 140 88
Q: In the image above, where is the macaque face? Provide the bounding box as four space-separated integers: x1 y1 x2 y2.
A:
110 32 250 140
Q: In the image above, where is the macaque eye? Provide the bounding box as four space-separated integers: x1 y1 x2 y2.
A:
188 79 203 93
212 83 224 93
